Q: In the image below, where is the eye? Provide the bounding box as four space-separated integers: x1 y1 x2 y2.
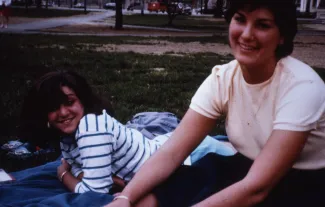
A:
256 22 271 29
233 14 245 24
65 99 75 106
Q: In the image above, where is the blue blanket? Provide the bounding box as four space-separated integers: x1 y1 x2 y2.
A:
0 160 113 207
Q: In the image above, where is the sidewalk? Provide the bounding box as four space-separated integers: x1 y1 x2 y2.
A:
0 11 114 33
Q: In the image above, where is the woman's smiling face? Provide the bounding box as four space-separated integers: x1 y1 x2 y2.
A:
47 86 84 135
229 7 283 69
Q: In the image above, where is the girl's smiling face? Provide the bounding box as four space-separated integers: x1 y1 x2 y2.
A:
229 7 284 69
47 86 84 135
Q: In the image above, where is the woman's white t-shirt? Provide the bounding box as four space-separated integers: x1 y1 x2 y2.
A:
190 56 325 170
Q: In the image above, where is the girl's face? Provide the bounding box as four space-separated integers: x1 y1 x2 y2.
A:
229 7 284 69
47 86 84 135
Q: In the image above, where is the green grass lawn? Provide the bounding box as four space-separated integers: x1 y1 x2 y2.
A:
11 7 90 18
0 34 232 144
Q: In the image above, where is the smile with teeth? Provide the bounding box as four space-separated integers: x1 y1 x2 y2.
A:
239 43 257 51
59 118 73 125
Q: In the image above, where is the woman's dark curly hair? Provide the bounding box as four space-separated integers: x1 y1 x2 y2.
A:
224 0 298 59
19 71 114 148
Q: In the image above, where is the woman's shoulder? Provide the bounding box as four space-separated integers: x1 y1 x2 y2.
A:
211 59 238 75
279 56 323 84
276 57 325 108
208 60 239 85
77 110 114 134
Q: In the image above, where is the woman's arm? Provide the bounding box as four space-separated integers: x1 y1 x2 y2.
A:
106 109 217 206
193 130 309 207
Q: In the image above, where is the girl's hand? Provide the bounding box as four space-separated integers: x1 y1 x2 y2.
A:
104 198 131 207
57 158 71 179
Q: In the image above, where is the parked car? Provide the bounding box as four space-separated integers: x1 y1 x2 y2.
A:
182 4 192 15
168 2 191 15
127 1 141 11
73 2 85 8
103 0 116 10
168 2 183 14
148 0 167 13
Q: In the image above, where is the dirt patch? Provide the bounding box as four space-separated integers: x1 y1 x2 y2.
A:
90 42 231 55
42 23 212 37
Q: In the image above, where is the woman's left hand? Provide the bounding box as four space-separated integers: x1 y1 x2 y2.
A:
57 158 71 179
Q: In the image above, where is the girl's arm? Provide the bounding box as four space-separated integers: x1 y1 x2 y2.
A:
106 109 217 206
57 158 82 192
193 130 309 207
75 131 114 193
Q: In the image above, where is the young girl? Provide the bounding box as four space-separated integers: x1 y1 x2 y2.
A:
19 71 235 194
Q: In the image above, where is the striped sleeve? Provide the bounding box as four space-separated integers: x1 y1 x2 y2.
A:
74 114 115 193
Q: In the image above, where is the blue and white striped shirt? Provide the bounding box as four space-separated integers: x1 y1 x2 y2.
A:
60 110 168 193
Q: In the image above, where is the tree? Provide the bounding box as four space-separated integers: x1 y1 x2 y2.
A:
84 0 87 14
306 0 311 13
25 0 29 11
214 0 223 17
166 0 182 26
36 0 42 8
98 0 103 8
115 0 123 29
45 0 49 9
140 0 145 15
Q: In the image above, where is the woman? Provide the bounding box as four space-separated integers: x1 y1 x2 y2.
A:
106 0 325 206
0 0 11 28
20 71 234 194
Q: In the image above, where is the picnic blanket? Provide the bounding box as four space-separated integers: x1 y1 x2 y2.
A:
0 159 113 207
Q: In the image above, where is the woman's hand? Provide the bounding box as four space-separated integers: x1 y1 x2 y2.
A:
57 158 71 179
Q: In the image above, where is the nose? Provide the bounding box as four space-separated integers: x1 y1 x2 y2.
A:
58 105 69 117
241 24 254 41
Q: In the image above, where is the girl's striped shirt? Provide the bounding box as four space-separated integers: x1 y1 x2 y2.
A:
60 110 169 193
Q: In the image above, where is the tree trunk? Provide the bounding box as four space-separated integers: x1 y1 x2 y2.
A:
98 0 103 9
141 0 144 15
167 3 177 26
306 0 311 13
115 0 123 29
36 0 42 8
25 0 29 11
214 0 223 17
84 0 87 14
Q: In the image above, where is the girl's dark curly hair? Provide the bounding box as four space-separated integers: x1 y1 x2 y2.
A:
19 71 114 148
